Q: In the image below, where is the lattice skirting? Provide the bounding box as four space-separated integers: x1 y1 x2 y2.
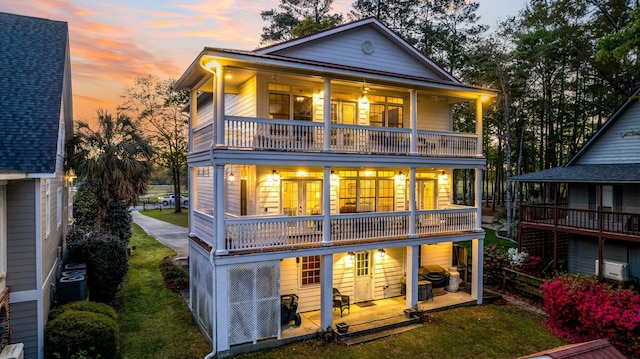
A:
0 287 9 351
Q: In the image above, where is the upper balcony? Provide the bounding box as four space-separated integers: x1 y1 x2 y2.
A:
192 116 479 157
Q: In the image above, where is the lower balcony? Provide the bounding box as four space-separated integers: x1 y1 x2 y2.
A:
193 207 478 253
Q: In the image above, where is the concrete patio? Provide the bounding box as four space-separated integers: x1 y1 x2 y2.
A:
281 290 476 339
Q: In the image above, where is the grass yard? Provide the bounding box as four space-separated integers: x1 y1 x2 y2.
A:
139 208 188 228
235 304 566 359
119 224 210 358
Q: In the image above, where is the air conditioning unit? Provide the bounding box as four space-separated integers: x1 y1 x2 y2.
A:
0 343 24 359
595 260 629 281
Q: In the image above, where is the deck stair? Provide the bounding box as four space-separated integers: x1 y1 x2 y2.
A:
335 314 422 345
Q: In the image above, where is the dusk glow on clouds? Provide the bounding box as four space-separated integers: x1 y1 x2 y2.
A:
0 0 525 124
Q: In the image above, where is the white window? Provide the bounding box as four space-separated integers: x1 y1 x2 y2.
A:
300 255 321 286
57 187 62 228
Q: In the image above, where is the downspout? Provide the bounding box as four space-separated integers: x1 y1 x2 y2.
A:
200 57 219 359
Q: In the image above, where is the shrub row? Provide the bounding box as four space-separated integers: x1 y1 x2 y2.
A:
541 274 640 357
45 301 120 359
67 227 129 303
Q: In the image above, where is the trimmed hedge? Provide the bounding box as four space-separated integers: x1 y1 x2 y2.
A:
67 227 128 303
49 300 118 322
45 302 120 359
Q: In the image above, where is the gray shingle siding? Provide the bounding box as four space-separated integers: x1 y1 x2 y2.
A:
7 179 37 292
9 300 38 359
0 12 69 174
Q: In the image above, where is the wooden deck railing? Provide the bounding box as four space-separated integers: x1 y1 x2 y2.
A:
192 207 479 253
190 116 479 157
519 204 640 237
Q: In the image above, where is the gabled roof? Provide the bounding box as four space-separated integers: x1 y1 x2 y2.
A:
175 18 497 98
255 17 458 83
510 87 640 183
0 12 70 174
567 87 640 166
509 163 640 183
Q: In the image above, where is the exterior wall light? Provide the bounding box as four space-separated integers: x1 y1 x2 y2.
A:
272 170 280 182
438 171 448 184
378 248 386 257
330 171 338 185
348 251 355 259
228 172 235 183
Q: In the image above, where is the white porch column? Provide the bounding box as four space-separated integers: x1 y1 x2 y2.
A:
410 89 418 155
475 98 483 156
323 77 332 152
409 167 417 238
476 168 483 230
320 254 334 331
405 245 419 309
216 65 226 147
214 164 227 255
190 90 197 153
471 238 484 304
215 264 229 352
322 166 332 246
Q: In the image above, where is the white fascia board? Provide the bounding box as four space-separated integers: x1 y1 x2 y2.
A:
202 51 496 98
0 173 27 180
27 173 56 179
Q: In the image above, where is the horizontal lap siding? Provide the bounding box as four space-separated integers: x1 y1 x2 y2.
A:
280 251 405 313
373 247 404 299
272 27 443 80
417 95 451 132
10 300 38 359
421 242 453 270
226 77 256 117
7 180 36 291
576 101 640 164
279 257 320 313
196 167 213 214
568 236 597 275
196 95 213 127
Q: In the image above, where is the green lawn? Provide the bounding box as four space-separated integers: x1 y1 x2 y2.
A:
236 305 566 359
119 224 210 358
139 208 188 228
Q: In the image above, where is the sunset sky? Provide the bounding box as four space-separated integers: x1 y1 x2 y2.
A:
0 0 527 123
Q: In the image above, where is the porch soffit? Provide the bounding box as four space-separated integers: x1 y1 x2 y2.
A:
509 164 640 184
208 232 484 266
197 150 486 169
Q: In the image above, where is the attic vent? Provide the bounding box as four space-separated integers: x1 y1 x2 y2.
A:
361 40 374 54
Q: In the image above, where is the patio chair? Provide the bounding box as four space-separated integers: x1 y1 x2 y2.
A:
333 288 350 317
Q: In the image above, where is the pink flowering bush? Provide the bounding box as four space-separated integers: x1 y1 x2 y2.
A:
541 274 640 357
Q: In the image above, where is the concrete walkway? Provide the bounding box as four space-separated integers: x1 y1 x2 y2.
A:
130 209 189 259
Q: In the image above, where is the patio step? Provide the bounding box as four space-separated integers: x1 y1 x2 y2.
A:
335 314 422 345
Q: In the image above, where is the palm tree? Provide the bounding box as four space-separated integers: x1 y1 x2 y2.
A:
67 109 154 226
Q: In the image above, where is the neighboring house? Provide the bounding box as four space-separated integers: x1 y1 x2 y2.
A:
511 88 640 284
0 12 73 359
175 18 495 356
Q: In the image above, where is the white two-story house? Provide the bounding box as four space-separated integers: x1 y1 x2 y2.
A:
175 18 495 356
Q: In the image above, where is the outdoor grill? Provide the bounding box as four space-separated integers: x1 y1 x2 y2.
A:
419 265 450 288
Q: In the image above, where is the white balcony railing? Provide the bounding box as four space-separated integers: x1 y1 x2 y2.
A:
193 208 478 253
190 116 479 157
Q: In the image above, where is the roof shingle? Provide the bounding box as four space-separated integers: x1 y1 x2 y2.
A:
0 12 69 174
